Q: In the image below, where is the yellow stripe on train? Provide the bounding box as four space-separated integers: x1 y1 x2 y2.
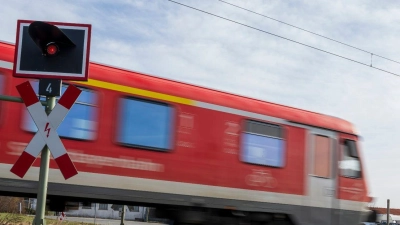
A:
74 79 195 106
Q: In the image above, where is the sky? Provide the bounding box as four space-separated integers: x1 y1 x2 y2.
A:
1 0 400 208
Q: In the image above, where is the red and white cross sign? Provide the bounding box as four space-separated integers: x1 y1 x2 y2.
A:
10 81 81 180
58 212 66 221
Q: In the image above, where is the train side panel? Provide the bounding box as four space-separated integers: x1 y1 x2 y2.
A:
0 41 372 225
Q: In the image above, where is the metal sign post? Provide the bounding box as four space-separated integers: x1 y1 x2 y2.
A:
35 78 61 225
35 94 54 225
10 20 91 225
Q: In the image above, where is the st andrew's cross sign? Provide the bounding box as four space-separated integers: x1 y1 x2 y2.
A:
10 81 81 179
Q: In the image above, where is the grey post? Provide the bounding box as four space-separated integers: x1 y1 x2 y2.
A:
94 203 97 225
33 96 56 225
387 199 390 224
120 205 125 225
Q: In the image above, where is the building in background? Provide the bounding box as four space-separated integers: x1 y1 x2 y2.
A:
65 203 146 221
369 207 400 224
27 198 37 211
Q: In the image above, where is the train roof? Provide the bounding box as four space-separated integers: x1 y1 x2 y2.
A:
0 40 357 135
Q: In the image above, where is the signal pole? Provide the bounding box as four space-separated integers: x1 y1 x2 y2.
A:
33 95 55 225
8 19 91 225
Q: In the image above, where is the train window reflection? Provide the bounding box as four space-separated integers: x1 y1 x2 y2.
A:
312 135 331 178
339 140 361 178
117 97 173 151
21 81 98 140
241 120 285 167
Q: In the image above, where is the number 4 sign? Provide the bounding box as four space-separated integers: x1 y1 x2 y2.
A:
46 84 52 93
39 79 62 97
11 81 81 179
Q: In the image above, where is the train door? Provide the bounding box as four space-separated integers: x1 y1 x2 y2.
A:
307 128 338 225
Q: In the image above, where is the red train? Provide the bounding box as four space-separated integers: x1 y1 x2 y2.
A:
0 40 375 225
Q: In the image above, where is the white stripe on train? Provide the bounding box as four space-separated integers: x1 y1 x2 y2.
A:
0 163 366 212
0 60 12 70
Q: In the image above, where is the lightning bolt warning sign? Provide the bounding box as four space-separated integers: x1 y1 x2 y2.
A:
44 122 51 137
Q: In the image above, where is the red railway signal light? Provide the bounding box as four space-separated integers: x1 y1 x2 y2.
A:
13 20 91 81
28 21 75 56
46 42 59 56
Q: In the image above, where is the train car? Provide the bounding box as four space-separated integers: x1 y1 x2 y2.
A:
0 40 375 225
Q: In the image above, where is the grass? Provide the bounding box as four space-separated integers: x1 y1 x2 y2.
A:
0 213 94 225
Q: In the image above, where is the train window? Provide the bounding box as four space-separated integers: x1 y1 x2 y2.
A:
117 97 173 151
339 140 361 178
22 81 98 140
312 135 331 178
241 120 285 167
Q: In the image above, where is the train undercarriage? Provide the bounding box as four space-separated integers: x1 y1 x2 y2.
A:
147 207 293 225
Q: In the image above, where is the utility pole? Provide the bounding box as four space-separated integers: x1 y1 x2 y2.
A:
387 199 390 224
94 203 97 225
120 205 125 225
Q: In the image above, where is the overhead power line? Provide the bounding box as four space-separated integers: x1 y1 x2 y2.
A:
167 0 400 77
217 0 400 65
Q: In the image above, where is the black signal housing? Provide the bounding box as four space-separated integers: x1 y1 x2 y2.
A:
28 21 75 56
13 20 91 81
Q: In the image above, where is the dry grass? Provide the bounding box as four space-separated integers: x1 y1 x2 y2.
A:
0 214 94 225
0 197 94 225
0 213 25 225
